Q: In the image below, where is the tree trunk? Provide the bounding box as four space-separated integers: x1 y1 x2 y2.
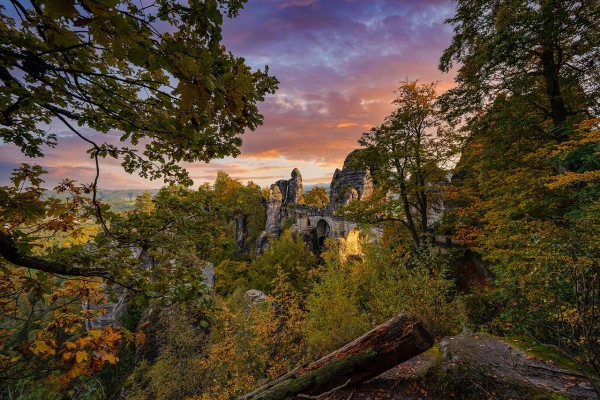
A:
240 312 434 400
540 46 567 132
399 179 420 250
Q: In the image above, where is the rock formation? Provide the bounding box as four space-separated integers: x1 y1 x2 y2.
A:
85 285 129 330
84 246 151 330
286 330 599 400
274 167 304 205
255 169 304 254
86 251 214 330
235 214 248 254
328 149 374 211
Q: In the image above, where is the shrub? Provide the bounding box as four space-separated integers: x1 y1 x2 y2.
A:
356 242 463 338
251 230 317 294
305 240 370 356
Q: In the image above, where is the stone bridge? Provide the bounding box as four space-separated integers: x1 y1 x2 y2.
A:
254 163 372 255
284 205 359 245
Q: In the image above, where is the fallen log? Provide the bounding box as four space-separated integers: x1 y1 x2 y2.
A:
240 311 434 400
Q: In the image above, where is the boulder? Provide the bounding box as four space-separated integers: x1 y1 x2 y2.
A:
243 289 267 309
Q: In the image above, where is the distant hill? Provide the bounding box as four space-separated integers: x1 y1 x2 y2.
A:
304 183 329 193
46 188 160 211
47 186 330 210
94 189 160 203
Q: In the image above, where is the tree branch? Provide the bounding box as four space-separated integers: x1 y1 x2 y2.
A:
0 231 109 278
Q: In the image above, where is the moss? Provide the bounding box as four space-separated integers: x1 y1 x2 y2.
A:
506 335 594 378
246 351 375 400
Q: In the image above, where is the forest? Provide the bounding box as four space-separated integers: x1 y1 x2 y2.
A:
0 0 599 399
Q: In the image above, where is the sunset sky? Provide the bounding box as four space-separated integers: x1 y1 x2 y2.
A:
0 0 457 189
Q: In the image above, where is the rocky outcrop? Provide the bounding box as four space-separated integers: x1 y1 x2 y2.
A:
274 168 304 205
201 261 215 290
86 252 214 330
235 214 248 254
255 184 283 254
254 162 372 255
265 184 283 235
85 285 129 330
255 169 305 255
328 150 374 211
84 247 152 330
325 330 598 400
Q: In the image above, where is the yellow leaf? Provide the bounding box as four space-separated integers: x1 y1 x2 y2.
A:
30 339 56 356
103 326 122 343
134 332 147 347
64 342 77 350
67 362 87 379
75 350 88 363
87 329 102 339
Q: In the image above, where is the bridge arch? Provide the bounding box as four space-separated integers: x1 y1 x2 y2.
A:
316 219 331 246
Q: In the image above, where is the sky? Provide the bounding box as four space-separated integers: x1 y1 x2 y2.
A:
0 0 457 190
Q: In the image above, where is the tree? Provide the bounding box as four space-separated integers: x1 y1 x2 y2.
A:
0 0 277 276
439 0 599 136
446 89 600 389
134 191 155 214
1 0 277 177
251 230 317 294
353 81 460 250
213 171 266 258
304 186 329 208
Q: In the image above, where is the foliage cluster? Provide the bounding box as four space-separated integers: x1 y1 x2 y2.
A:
438 0 600 389
304 186 329 208
0 171 265 397
305 238 461 357
345 80 461 250
194 279 306 400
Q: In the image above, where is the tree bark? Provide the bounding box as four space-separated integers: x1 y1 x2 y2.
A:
540 46 568 131
240 312 434 400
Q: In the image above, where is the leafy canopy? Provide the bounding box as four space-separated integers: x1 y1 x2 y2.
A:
304 186 329 208
439 0 599 134
350 80 460 249
0 0 278 184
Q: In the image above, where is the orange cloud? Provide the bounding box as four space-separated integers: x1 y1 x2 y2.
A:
336 122 358 128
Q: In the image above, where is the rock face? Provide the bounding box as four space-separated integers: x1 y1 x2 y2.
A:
201 262 215 290
85 285 129 330
84 246 152 330
265 184 283 235
274 168 304 205
86 253 215 330
255 185 283 255
438 331 598 399
329 150 374 211
235 214 248 254
255 169 305 255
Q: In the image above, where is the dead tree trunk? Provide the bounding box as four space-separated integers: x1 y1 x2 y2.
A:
240 311 434 400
